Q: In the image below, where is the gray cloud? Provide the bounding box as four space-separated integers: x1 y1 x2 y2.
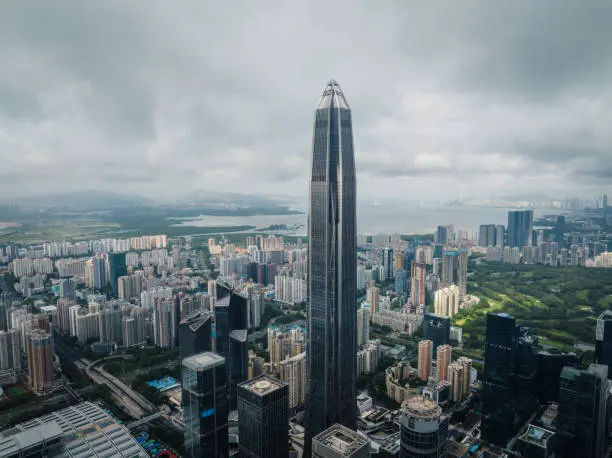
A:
0 0 611 202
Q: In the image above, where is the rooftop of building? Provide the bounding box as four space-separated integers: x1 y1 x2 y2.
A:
182 351 225 371
447 440 470 458
0 402 147 457
401 396 441 418
317 80 350 110
230 329 248 342
313 424 368 455
180 309 211 330
239 375 286 396
597 310 612 321
519 425 554 448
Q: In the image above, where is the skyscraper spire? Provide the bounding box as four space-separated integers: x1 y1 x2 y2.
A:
304 80 357 456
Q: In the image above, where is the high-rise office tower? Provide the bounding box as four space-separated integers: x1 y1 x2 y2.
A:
536 351 580 402
179 309 212 363
399 397 449 458
457 248 468 297
410 262 426 309
0 329 22 385
495 225 505 248
356 307 370 348
312 424 370 458
27 329 54 393
436 344 452 382
366 286 380 314
237 375 289 458
478 224 497 247
435 226 448 245
182 352 228 458
215 289 249 410
108 253 127 297
418 340 433 381
394 252 405 271
595 310 612 379
482 313 538 446
394 268 407 294
229 329 248 410
305 80 357 452
555 215 566 249
507 210 534 248
382 247 394 280
0 293 11 332
423 313 451 353
556 364 609 458
440 250 458 288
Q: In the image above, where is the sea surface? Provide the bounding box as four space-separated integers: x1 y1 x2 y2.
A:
174 203 549 236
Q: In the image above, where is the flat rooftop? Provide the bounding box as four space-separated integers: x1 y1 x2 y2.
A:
402 396 441 418
520 425 554 448
313 424 368 455
183 351 225 371
239 375 286 396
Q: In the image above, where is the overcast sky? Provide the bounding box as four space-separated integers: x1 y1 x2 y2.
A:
1 1 611 203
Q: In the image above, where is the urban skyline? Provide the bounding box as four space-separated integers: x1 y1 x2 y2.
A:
1 3 612 458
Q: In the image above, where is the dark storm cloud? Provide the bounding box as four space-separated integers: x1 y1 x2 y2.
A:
0 0 611 201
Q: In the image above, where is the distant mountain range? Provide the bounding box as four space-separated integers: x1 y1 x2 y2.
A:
0 191 153 210
0 190 300 212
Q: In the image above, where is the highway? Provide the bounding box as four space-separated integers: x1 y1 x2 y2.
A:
85 361 157 418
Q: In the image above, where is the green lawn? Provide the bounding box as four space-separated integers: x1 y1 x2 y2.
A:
455 264 612 355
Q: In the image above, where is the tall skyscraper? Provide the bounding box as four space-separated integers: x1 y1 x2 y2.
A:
0 293 11 332
556 364 609 458
179 309 213 363
27 329 54 394
108 253 127 297
440 250 458 288
0 329 22 386
495 224 505 248
410 262 426 309
435 226 448 245
305 80 357 452
482 313 538 446
182 352 228 458
595 310 612 379
436 344 452 382
312 424 369 458
399 397 449 458
382 247 394 280
366 286 380 314
279 352 306 410
394 268 407 294
507 210 534 248
418 340 433 381
237 375 289 458
356 307 370 348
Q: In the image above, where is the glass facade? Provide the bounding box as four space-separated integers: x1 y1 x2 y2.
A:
179 310 212 364
305 80 357 453
108 253 127 297
482 313 538 447
237 376 289 458
423 314 450 354
182 352 228 458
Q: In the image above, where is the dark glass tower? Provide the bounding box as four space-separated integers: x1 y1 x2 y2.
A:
237 375 289 458
423 313 451 354
108 253 127 297
179 309 213 363
182 352 228 458
305 80 357 453
481 313 538 447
